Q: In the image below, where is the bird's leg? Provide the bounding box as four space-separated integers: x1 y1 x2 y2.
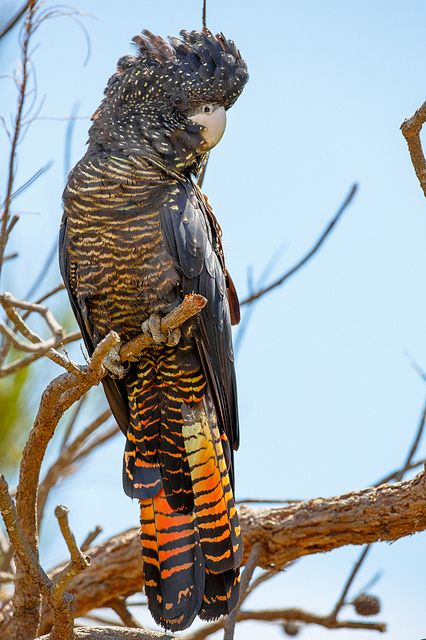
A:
103 342 129 379
141 312 181 347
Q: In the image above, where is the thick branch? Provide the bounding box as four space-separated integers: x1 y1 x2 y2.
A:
22 469 425 636
38 626 177 640
12 332 120 640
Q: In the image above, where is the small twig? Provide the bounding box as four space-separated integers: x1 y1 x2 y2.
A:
223 543 262 640
0 0 37 279
59 395 87 451
108 597 144 629
37 409 112 525
394 393 426 482
23 283 65 318
80 525 103 552
401 100 426 198
54 505 90 572
50 505 90 640
330 393 426 621
331 546 371 619
72 424 118 465
0 2 31 40
241 184 358 306
185 607 386 639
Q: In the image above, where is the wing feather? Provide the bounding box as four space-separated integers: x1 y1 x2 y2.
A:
160 182 239 474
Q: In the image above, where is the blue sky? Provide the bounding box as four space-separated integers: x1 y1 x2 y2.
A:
1 1 426 638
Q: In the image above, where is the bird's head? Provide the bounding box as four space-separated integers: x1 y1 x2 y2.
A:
89 29 248 174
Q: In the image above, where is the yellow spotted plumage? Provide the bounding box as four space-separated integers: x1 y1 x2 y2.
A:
59 28 248 631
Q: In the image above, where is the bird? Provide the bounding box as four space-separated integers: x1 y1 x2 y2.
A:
59 28 248 631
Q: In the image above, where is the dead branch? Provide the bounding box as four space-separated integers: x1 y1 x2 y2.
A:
0 292 81 377
6 467 419 636
223 543 262 640
50 506 90 640
401 100 426 198
240 183 358 305
184 607 385 640
80 526 103 553
0 2 31 40
38 626 177 640
0 1 37 277
107 598 144 629
12 331 119 640
0 478 91 640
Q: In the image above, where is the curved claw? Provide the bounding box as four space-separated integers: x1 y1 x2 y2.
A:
141 313 181 347
103 343 128 379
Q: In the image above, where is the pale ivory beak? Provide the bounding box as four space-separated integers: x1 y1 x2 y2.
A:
189 105 227 150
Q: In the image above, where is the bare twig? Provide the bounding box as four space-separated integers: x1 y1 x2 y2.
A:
394 393 426 482
401 100 426 198
223 543 262 640
50 505 90 640
37 409 112 525
330 393 426 621
185 608 385 640
331 546 371 619
241 184 358 306
0 1 37 279
80 526 103 553
108 597 144 629
0 2 30 40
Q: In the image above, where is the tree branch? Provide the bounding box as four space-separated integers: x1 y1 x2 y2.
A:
38 626 177 640
185 607 385 640
240 183 358 306
401 100 426 198
8 467 420 637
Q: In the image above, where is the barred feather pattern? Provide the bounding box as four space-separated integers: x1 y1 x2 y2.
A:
124 344 242 629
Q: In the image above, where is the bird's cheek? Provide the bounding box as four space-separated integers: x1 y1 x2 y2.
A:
190 107 227 150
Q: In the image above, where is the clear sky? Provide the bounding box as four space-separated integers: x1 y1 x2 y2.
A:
1 1 426 639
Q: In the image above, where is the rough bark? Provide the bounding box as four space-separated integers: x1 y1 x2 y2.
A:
20 469 424 636
37 626 176 640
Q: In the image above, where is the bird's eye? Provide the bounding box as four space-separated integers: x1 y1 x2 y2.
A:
203 105 213 114
171 93 187 109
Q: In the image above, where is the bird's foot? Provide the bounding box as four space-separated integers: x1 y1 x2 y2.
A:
141 312 181 347
103 343 128 379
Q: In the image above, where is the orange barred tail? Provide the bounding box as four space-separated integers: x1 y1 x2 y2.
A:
139 398 242 631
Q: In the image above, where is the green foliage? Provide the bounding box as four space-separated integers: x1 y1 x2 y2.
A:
0 364 31 470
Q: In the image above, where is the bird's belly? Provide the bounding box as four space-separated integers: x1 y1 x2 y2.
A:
75 229 179 342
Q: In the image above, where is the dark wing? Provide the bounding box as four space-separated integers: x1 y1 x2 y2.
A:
160 181 239 459
58 214 129 436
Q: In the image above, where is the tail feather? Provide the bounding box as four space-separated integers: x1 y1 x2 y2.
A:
182 401 242 573
140 489 204 630
199 568 240 620
127 347 242 631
